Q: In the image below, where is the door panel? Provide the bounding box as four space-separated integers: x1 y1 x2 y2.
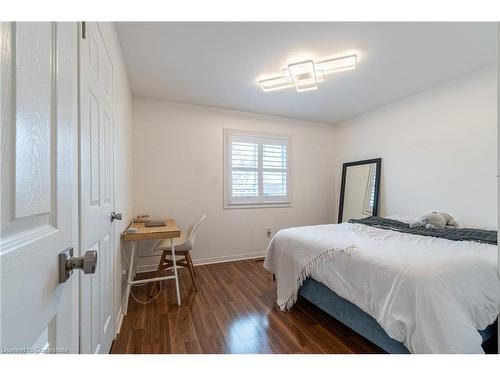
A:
80 22 115 354
14 23 53 219
1 22 78 353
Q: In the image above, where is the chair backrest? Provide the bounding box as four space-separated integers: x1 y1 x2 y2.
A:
185 214 206 248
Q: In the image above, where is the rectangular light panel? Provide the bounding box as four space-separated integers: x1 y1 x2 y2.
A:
259 76 294 92
315 54 357 74
286 60 318 91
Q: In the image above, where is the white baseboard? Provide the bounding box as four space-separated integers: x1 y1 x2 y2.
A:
134 251 266 274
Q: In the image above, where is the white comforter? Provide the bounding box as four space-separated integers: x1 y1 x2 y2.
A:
265 223 500 354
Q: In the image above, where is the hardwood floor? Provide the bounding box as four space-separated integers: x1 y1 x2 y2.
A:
110 258 384 354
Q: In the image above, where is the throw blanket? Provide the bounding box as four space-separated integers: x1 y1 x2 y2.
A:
349 216 497 245
263 225 357 310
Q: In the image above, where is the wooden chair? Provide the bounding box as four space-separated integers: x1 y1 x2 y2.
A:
150 214 206 293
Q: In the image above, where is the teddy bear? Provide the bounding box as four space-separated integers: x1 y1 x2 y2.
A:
409 212 458 229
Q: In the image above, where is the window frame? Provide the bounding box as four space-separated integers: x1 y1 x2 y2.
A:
223 128 292 209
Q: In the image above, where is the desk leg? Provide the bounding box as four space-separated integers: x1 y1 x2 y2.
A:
123 240 137 315
171 238 181 305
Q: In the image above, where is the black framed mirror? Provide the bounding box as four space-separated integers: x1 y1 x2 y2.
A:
338 158 381 223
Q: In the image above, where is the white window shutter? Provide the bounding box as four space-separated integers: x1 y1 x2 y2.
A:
231 142 258 197
262 144 287 197
225 130 290 207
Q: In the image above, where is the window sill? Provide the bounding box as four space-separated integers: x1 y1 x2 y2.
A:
224 202 292 210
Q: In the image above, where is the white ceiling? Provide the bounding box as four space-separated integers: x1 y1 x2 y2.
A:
116 22 496 124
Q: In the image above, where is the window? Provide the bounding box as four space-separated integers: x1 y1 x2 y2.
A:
224 129 291 208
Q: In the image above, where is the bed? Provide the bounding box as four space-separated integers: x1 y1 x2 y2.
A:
264 217 500 354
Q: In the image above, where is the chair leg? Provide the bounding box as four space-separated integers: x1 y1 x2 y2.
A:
185 251 197 291
186 252 196 278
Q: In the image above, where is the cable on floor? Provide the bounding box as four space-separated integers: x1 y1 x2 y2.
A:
121 238 164 304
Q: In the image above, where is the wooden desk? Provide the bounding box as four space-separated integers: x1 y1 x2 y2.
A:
122 219 181 315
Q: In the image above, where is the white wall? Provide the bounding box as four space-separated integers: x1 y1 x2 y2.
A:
98 23 133 332
334 67 497 228
131 99 336 270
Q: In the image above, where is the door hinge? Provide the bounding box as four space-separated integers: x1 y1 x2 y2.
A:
81 22 87 39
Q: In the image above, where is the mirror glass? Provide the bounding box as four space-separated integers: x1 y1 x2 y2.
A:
338 159 381 223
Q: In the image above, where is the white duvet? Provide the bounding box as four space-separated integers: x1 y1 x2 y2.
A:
265 223 500 354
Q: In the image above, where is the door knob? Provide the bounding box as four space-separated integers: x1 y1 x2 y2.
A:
59 247 98 283
111 211 122 222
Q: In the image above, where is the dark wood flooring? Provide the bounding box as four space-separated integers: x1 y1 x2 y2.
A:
110 258 384 354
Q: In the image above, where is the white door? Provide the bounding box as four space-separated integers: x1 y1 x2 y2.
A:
0 22 79 353
79 22 115 354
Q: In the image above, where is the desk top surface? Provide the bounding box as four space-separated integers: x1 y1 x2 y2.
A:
122 219 181 241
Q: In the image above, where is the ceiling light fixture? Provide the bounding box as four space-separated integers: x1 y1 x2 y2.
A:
259 54 357 93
